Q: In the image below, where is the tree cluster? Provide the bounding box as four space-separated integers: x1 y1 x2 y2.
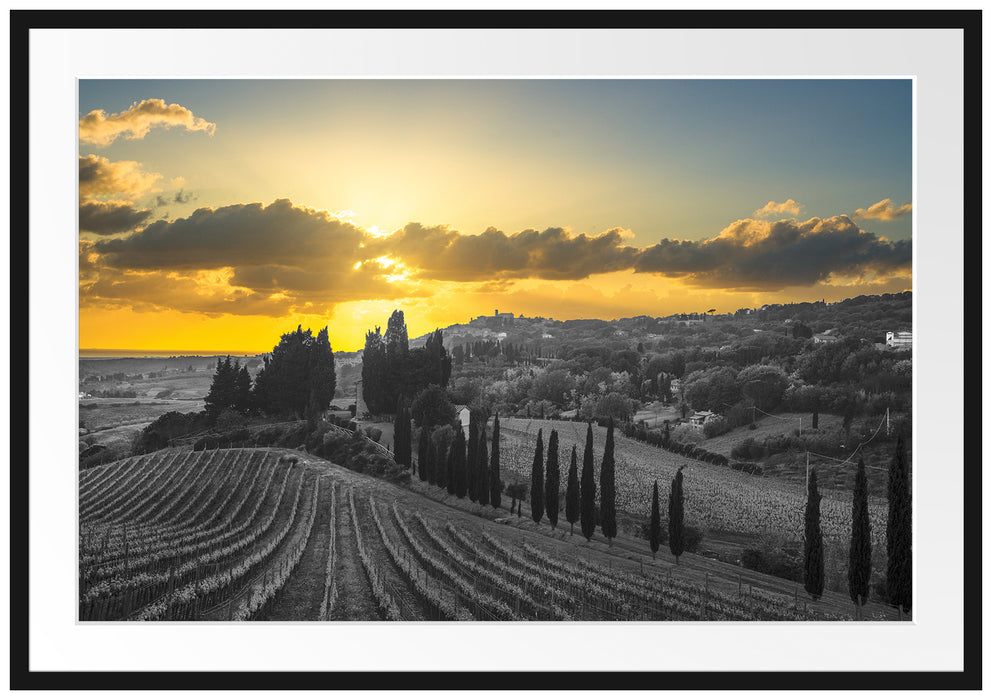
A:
361 311 452 416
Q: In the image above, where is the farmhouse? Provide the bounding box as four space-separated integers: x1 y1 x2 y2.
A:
813 331 840 344
886 330 912 350
688 410 718 429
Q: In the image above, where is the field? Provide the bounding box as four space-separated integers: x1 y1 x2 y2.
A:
495 418 888 549
78 447 898 621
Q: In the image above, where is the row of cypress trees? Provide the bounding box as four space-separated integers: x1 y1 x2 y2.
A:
528 419 619 544
803 435 912 615
415 413 503 509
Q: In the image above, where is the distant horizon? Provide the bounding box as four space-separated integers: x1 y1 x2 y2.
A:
79 289 911 357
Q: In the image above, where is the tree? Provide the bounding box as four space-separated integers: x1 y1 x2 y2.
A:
361 326 387 415
417 427 430 482
410 384 456 431
649 480 661 559
452 427 467 499
804 468 825 600
393 398 412 469
886 435 912 613
489 414 502 509
580 423 596 541
234 364 252 414
530 429 545 524
204 356 237 422
477 424 490 507
669 467 685 564
253 326 336 419
812 406 820 430
849 458 872 614
599 418 617 543
432 425 455 490
565 445 580 535
736 364 789 412
467 414 480 502
423 328 452 388
545 429 560 528
445 437 457 496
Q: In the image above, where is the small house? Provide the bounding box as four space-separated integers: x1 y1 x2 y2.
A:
689 410 717 429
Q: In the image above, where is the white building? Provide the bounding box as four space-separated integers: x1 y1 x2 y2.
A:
886 330 912 350
454 405 471 437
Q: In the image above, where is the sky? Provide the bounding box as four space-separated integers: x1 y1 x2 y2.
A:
78 79 913 353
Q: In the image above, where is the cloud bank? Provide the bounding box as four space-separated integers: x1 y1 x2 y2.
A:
79 98 216 146
82 198 912 317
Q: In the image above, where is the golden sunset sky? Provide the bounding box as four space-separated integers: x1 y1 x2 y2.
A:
79 79 912 353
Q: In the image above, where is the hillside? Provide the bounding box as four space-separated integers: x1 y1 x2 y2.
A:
79 447 900 622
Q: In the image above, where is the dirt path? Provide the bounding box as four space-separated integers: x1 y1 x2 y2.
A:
263 473 336 621
327 484 384 621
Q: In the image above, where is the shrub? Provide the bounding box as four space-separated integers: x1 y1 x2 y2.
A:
702 415 730 438
740 540 803 582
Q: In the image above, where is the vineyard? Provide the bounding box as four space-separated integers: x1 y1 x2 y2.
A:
79 447 893 621
497 418 888 547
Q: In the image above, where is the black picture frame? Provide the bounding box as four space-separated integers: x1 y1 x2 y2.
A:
9 8 982 691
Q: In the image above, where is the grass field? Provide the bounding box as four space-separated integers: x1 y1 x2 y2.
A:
494 418 887 549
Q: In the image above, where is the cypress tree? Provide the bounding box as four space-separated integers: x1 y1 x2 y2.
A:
565 445 580 535
445 440 456 496
545 429 560 529
812 406 819 430
600 418 617 544
580 423 596 541
662 421 671 447
804 468 825 600
849 458 872 614
417 427 429 482
669 467 685 564
453 428 467 499
886 435 912 613
489 414 502 509
393 398 410 469
477 424 490 506
466 414 479 501
530 429 545 524
649 480 661 559
425 436 436 485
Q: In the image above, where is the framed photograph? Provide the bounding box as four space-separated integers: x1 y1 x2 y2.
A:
10 8 981 691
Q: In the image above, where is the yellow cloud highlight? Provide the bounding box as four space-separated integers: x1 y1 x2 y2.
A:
851 198 912 221
752 199 803 218
79 155 162 200
79 98 216 146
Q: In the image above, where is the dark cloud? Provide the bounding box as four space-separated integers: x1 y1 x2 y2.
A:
84 199 421 316
174 189 196 204
79 201 152 235
369 223 640 281
634 216 911 290
94 199 366 270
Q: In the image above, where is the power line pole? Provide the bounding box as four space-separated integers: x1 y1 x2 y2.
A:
805 451 810 492
886 407 890 437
